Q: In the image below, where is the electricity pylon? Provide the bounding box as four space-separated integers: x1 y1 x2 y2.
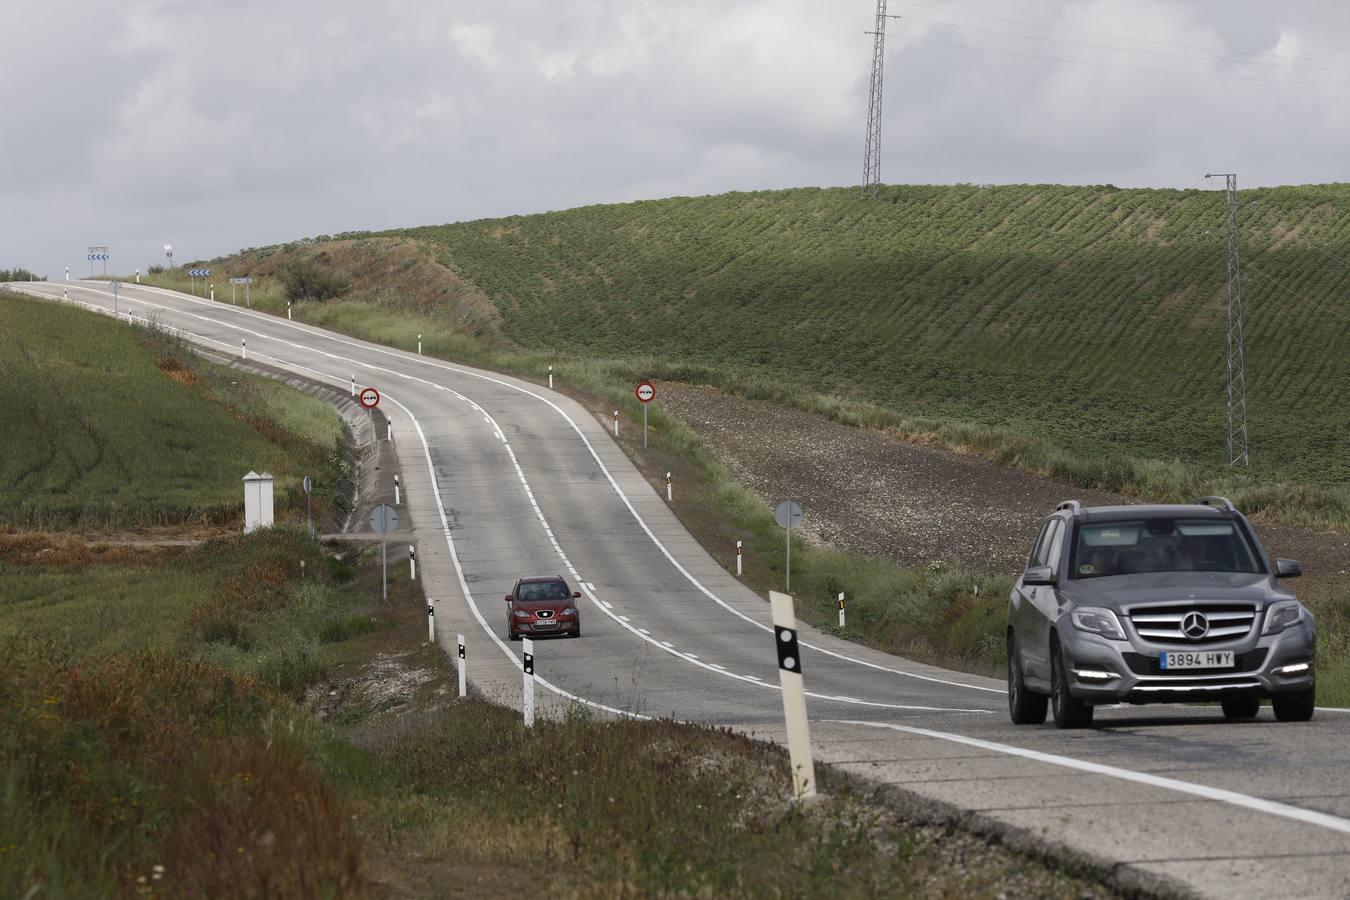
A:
1206 172 1249 466
862 0 890 198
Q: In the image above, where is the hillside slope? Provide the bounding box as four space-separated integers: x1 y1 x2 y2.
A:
191 184 1350 500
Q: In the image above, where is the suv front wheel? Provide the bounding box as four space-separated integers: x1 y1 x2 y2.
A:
1272 685 1316 722
1007 634 1047 725
1051 641 1094 729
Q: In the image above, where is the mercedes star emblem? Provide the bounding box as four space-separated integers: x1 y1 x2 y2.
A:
1182 612 1210 640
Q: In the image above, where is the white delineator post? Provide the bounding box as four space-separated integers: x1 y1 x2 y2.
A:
522 638 535 727
666 472 672 502
242 471 275 534
394 473 401 505
427 601 435 642
838 592 846 629
736 540 743 576
135 269 140 284
209 283 214 301
386 422 392 442
613 411 619 436
350 376 356 397
770 590 817 800
241 338 247 359
417 333 422 355
548 365 553 389
287 300 292 320
409 545 417 580
457 634 466 698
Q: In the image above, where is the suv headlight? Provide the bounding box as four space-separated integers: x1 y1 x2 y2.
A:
1070 607 1127 641
1262 601 1304 635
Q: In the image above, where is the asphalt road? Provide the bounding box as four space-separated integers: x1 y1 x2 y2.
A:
13 281 1350 899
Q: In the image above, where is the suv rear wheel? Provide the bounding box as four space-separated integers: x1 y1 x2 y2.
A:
1007 634 1048 725
1051 641 1094 729
1272 685 1316 722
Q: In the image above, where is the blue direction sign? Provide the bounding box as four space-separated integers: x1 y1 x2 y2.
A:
187 268 211 277
86 253 109 261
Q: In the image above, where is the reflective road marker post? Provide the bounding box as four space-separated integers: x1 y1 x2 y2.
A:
417 333 422 355
736 540 743 576
838 592 846 628
386 421 392 442
369 504 399 602
427 601 435 642
350 376 356 397
636 381 655 448
241 338 246 359
210 283 214 301
302 475 314 537
666 472 672 502
522 638 535 727
548 365 553 389
409 545 416 580
287 300 292 320
613 410 619 436
394 473 401 505
774 500 804 592
770 590 817 800
457 634 466 698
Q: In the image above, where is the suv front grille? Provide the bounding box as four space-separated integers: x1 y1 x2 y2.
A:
1125 602 1256 645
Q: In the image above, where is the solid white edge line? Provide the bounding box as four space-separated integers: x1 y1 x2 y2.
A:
830 718 1350 835
95 280 1000 695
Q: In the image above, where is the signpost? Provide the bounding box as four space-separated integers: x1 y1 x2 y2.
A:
188 267 210 296
229 276 252 307
302 475 314 536
636 380 656 448
164 244 173 272
369 503 399 601
87 246 109 277
358 387 380 441
109 280 120 318
774 499 803 592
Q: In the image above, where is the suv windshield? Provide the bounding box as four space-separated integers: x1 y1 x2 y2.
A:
1070 518 1262 579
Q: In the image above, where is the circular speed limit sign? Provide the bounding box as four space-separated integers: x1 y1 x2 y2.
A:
635 381 656 403
358 387 381 409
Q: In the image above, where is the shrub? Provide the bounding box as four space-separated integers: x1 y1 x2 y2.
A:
279 260 350 301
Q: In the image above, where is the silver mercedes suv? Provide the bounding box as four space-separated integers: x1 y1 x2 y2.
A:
1007 497 1315 728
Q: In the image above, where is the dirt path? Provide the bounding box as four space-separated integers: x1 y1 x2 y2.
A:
658 384 1350 598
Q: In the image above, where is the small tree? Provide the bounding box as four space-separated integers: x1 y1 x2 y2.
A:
279 260 350 301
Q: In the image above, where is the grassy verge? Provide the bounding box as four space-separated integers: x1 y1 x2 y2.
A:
0 289 346 530
1 530 1117 898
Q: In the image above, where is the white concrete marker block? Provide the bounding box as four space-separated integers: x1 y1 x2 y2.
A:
457 634 466 698
770 590 816 800
242 471 275 534
522 638 535 728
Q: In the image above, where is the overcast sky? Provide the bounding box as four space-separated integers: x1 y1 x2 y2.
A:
3 1 1349 279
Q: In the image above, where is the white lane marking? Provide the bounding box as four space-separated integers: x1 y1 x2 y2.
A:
709 664 727 670
26 288 644 721
103 281 999 694
43 284 991 714
1316 707 1350 713
831 719 1350 836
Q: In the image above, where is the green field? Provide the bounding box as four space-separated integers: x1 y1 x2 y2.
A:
0 291 343 528
172 183 1350 528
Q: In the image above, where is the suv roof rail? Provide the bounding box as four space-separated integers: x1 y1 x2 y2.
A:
1191 496 1237 512
1056 500 1082 513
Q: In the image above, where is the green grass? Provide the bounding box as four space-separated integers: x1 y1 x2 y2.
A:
166 183 1350 529
0 290 343 529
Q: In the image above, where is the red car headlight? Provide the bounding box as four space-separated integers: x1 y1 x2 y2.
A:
560 607 578 616
513 610 531 620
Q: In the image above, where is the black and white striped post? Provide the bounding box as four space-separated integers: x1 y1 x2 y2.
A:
838 592 846 629
736 540 743 576
522 638 535 727
408 545 417 580
457 633 466 698
426 601 434 642
770 590 816 800
393 474 401 505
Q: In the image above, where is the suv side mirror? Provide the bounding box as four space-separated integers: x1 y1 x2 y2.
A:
1275 558 1302 578
1022 565 1057 586
504 594 514 603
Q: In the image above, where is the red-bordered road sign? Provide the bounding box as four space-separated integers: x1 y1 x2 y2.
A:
636 381 656 403
359 387 381 409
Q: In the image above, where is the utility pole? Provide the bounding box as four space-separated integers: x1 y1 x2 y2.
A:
1206 173 1249 466
862 1 896 199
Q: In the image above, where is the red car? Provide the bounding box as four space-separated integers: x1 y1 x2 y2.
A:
506 576 582 640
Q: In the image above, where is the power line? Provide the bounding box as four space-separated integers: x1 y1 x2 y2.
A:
1241 263 1350 326
899 14 1350 75
900 33 1350 89
891 1 1350 70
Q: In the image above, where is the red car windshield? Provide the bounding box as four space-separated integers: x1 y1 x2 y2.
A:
517 581 571 601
